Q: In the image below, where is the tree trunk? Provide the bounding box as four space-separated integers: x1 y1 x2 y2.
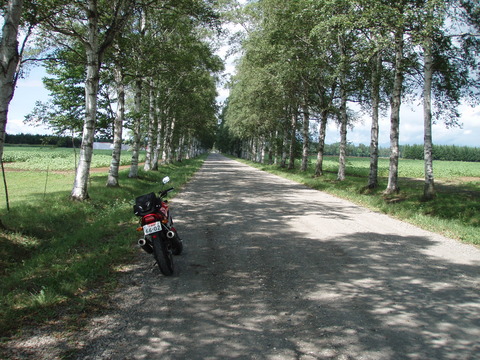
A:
268 132 274 164
273 130 280 165
163 117 175 164
315 109 328 177
288 112 297 170
144 79 155 171
71 2 100 200
368 51 381 189
0 0 24 162
258 136 265 163
161 117 170 164
152 108 163 170
337 34 347 181
129 78 142 178
106 63 125 187
280 129 288 168
177 134 184 162
385 29 404 195
301 100 310 172
423 38 435 200
168 117 176 163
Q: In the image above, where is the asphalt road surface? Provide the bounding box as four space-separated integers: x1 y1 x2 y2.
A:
78 153 480 359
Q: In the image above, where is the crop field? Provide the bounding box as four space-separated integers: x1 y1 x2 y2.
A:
0 147 146 208
318 156 480 179
2 146 143 171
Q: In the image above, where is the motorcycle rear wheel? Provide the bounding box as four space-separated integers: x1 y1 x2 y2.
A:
152 233 174 276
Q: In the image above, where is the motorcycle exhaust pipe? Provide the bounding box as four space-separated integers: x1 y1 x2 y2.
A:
138 238 153 254
166 231 175 239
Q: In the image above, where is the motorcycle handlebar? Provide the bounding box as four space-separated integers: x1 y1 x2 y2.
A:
160 187 174 197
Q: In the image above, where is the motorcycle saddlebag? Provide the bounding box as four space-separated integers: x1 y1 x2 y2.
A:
133 192 159 216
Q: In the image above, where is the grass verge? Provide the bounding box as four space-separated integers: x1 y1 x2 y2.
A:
231 156 479 246
0 155 206 338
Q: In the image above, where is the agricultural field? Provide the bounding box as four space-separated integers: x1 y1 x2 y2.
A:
0 147 146 208
2 146 142 171
319 155 480 179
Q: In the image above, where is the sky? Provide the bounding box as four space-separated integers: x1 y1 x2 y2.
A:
7 54 480 148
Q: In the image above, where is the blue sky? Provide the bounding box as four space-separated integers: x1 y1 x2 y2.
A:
7 64 480 148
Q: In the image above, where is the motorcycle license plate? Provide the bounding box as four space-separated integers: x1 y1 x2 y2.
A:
143 222 162 235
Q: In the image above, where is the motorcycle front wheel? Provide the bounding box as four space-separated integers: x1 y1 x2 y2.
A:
152 232 174 276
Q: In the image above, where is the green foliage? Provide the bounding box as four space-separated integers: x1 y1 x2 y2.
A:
5 133 82 147
402 144 480 162
0 154 207 337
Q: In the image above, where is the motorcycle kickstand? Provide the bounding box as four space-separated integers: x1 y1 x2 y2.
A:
151 261 158 271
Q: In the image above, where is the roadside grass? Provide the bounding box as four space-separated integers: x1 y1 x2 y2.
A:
0 154 206 337
233 155 480 246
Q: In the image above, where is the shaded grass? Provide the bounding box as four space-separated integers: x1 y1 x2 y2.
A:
234 156 480 246
0 155 206 337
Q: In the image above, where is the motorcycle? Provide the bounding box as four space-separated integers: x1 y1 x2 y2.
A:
133 176 183 276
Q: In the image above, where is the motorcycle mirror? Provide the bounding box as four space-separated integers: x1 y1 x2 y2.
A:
162 176 170 184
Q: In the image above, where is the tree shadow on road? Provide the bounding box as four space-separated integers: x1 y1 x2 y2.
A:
73 154 480 359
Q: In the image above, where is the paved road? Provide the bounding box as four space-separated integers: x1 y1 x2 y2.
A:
79 153 479 359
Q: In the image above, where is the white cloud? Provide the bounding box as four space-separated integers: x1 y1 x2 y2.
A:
6 117 50 135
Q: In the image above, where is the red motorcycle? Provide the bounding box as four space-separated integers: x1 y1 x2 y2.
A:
133 176 183 276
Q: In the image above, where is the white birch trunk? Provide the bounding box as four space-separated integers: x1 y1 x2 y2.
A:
288 112 297 170
301 100 310 172
106 63 125 187
0 0 24 162
152 108 163 170
259 136 265 164
423 38 435 200
177 134 184 162
71 1 100 200
167 117 176 163
315 110 328 177
281 129 288 168
368 51 381 189
337 34 347 181
128 78 142 178
385 29 404 195
144 79 155 171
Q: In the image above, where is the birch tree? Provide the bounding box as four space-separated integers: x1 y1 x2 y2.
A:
106 56 125 187
37 0 138 200
385 6 407 195
0 0 24 162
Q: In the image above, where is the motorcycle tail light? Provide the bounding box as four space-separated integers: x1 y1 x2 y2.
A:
142 214 159 225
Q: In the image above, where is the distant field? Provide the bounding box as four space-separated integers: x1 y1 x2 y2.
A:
318 156 480 179
2 147 145 171
0 147 146 208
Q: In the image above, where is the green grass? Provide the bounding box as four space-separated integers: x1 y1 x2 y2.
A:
0 152 206 337
234 155 480 246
